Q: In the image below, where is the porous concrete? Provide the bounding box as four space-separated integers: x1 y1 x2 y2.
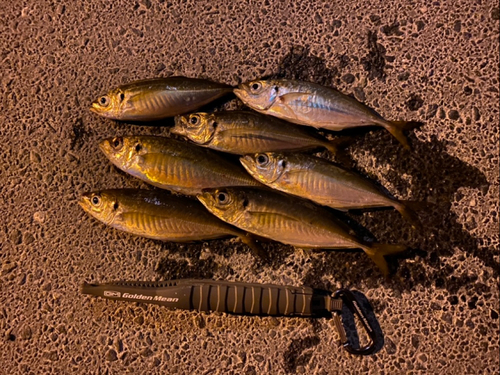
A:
1 1 498 374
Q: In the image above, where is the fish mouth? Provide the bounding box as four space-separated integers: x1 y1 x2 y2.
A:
196 191 215 208
98 139 108 154
98 139 116 162
233 88 247 101
171 116 186 136
239 155 255 173
89 102 101 114
78 194 92 212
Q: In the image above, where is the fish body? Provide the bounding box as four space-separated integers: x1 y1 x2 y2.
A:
234 79 421 149
90 77 232 121
240 152 420 228
172 111 338 154
198 187 405 275
79 189 245 241
99 136 261 195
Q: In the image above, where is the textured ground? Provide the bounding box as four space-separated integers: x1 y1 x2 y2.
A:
1 0 499 374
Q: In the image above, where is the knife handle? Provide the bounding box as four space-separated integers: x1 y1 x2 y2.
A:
82 279 337 317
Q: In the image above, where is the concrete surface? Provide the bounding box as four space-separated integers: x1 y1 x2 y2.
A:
1 0 499 374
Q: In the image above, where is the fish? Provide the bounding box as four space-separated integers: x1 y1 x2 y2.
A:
197 187 406 275
172 111 341 155
99 135 262 195
234 79 422 149
240 152 421 229
90 77 233 121
79 188 265 257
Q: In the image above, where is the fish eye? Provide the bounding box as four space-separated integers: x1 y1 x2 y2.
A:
217 192 229 204
99 96 110 107
190 115 200 125
135 144 142 152
119 92 125 102
250 82 262 92
111 137 123 150
91 195 101 206
256 154 269 165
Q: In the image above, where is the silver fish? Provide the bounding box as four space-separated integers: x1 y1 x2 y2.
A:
234 79 422 149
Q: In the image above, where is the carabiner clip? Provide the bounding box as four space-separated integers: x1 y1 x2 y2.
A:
331 289 378 355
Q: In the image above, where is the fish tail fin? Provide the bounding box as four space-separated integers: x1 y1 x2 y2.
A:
382 121 424 150
363 243 407 276
324 141 339 155
393 200 423 230
323 136 354 155
239 234 270 263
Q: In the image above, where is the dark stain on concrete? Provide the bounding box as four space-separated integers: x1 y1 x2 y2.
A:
361 31 388 82
70 118 89 151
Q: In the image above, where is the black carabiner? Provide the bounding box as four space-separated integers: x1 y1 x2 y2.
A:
331 289 378 355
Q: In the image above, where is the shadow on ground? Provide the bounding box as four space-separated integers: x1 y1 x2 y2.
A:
157 45 495 294
270 45 496 295
151 43 496 373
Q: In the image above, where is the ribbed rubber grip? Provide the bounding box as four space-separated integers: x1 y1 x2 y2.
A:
187 280 331 317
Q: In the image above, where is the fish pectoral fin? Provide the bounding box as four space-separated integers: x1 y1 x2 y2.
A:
279 92 313 104
273 93 312 120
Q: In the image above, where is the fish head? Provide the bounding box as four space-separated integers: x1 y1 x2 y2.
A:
99 136 146 173
234 80 279 111
197 188 246 223
172 113 215 145
90 87 128 120
79 190 120 225
240 152 287 184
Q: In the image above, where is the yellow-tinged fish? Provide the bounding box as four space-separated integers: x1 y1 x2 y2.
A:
240 152 421 229
79 189 265 256
234 79 422 150
99 136 262 195
172 111 340 155
90 77 232 121
197 187 406 275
